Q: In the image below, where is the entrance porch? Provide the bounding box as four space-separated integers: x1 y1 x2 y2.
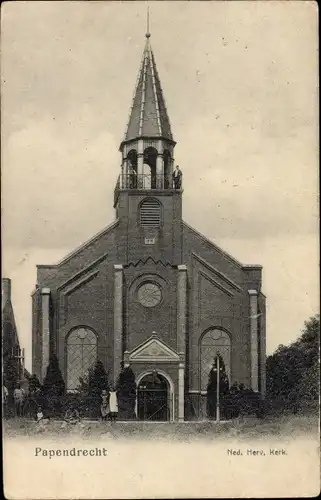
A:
123 334 184 422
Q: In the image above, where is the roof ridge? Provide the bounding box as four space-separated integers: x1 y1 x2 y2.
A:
123 47 146 142
150 49 173 139
148 43 162 136
183 221 244 269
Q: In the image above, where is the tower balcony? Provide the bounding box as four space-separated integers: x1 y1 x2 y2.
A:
114 174 183 207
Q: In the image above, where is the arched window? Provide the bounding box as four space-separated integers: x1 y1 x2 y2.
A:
200 329 231 391
66 327 97 391
163 150 172 189
127 149 138 189
143 147 158 189
127 149 138 170
140 198 162 228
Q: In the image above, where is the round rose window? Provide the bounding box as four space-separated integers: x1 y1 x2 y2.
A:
137 282 162 308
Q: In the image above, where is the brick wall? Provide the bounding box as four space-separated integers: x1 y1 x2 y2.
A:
124 261 177 352
116 190 183 265
32 196 266 404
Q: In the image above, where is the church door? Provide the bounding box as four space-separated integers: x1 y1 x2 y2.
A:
137 373 170 421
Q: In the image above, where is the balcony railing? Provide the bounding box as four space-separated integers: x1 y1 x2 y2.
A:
121 173 182 190
114 173 182 206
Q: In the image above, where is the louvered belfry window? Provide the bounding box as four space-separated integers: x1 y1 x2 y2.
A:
140 198 161 227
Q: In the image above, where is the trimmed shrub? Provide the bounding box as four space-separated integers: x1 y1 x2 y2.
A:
87 360 109 418
41 354 65 417
117 366 137 420
206 354 230 419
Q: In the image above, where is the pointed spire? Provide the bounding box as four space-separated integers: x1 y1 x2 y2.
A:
123 22 174 144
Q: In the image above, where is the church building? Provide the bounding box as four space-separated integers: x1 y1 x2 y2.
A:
32 31 266 421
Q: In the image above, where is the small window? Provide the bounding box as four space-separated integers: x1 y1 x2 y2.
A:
140 198 161 228
137 282 162 308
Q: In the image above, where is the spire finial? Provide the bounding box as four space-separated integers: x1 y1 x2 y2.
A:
146 6 151 39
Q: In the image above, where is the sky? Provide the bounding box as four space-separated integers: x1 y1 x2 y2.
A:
1 1 319 372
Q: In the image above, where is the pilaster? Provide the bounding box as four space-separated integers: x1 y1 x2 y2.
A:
177 265 187 353
177 264 187 421
41 287 51 382
114 265 123 386
123 350 130 368
259 293 267 397
156 155 164 188
249 289 259 392
137 155 144 188
178 356 185 422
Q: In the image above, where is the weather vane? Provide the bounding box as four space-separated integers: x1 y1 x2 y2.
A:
146 6 151 39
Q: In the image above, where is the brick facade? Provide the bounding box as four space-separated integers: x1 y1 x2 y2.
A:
32 194 266 420
31 32 266 421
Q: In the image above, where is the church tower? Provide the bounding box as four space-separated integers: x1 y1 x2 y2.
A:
114 30 183 265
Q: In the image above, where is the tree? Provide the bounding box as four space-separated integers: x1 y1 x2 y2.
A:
206 353 229 419
27 374 42 393
224 382 240 419
116 366 137 420
87 360 109 417
42 354 65 416
24 374 42 418
214 381 263 420
77 368 93 397
294 360 319 400
3 354 20 418
266 314 319 409
3 354 19 390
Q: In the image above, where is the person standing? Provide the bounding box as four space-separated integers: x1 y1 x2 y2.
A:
28 387 40 418
172 165 182 189
128 164 137 189
13 386 24 417
100 389 110 421
109 386 118 422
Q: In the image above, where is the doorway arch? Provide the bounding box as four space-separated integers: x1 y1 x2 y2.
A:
136 370 174 421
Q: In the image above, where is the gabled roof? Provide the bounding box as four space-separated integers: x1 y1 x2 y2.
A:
37 220 119 269
128 334 179 362
123 35 173 143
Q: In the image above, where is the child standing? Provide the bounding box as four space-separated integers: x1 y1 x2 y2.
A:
109 386 118 422
36 406 44 422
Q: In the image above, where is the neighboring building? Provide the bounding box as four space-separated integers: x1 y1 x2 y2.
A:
32 32 266 421
2 278 29 393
